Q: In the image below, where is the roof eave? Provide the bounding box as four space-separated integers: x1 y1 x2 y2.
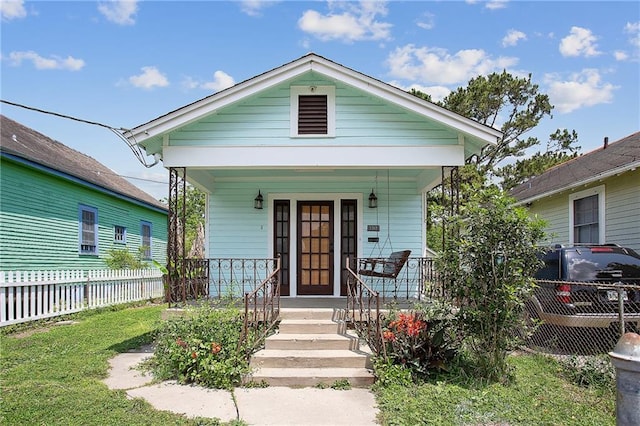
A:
127 54 502 147
513 160 640 206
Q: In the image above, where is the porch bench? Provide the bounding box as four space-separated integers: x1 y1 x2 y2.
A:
358 250 411 279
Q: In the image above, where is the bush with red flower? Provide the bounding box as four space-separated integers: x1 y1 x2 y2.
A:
148 305 253 389
379 302 459 379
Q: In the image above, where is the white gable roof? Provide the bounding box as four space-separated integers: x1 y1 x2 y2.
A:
126 53 501 148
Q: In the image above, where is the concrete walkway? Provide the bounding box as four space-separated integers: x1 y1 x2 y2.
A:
103 346 379 425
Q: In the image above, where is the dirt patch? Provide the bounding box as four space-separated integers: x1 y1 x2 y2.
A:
9 320 80 339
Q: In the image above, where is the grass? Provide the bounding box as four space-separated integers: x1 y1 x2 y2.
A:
0 304 239 425
375 353 616 426
1 305 617 426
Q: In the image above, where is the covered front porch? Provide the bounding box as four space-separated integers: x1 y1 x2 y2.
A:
167 255 444 308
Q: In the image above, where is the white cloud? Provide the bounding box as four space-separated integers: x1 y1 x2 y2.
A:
614 50 629 61
390 81 451 103
559 26 601 57
240 0 279 17
386 44 518 86
8 51 85 70
298 1 392 42
98 0 138 26
1 0 26 20
545 69 617 114
625 21 640 48
502 29 526 47
485 0 508 10
129 66 169 89
416 12 435 30
201 71 236 92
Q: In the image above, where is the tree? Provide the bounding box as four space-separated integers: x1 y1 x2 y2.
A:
497 129 580 191
436 185 545 382
162 185 206 258
441 71 554 177
413 71 580 188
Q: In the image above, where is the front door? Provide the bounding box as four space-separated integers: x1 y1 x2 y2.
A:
297 201 334 295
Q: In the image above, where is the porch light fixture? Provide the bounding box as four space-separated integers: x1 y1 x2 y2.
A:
254 190 264 210
368 190 378 209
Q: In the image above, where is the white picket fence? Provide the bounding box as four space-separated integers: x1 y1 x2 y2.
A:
0 269 165 327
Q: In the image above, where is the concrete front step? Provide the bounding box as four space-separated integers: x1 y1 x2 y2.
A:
278 319 344 334
250 349 371 369
280 308 344 321
265 333 358 350
247 367 375 387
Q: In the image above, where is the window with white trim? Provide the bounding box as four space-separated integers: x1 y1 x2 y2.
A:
114 225 126 244
290 86 335 137
79 205 98 255
569 185 605 245
141 221 152 259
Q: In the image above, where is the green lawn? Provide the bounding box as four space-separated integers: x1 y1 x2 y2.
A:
375 353 615 426
0 304 231 425
1 305 616 426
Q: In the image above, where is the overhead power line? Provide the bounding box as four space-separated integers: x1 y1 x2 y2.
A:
1 99 160 168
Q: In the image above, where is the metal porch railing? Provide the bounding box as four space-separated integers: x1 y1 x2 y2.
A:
240 257 281 357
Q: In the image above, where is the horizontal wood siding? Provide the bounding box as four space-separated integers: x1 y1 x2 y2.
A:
170 75 458 148
528 169 639 252
208 178 423 259
0 160 167 271
604 170 640 251
529 196 569 246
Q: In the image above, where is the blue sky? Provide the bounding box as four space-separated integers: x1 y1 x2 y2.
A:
1 1 638 200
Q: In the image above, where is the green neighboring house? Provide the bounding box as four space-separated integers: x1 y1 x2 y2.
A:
511 131 640 252
0 115 168 271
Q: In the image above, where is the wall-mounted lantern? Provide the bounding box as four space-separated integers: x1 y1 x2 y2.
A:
368 190 378 209
254 190 264 210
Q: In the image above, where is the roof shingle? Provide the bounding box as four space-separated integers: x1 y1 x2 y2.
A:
1 115 166 211
511 132 640 202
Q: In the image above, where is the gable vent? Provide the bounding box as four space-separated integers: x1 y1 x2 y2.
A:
298 95 328 135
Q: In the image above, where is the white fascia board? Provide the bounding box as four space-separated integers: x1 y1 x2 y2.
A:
129 54 501 147
309 60 502 145
162 145 465 168
514 161 640 206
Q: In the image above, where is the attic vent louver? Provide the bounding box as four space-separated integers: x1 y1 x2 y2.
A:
298 95 328 135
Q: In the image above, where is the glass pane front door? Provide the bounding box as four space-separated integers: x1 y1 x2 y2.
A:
297 201 334 295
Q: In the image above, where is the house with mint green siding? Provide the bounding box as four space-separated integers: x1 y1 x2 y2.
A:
0 115 168 271
511 131 640 252
127 53 501 299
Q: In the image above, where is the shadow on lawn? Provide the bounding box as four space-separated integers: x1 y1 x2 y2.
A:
108 331 156 353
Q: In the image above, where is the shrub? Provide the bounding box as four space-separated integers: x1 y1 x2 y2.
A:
149 305 252 389
105 248 147 269
436 185 545 382
378 302 459 381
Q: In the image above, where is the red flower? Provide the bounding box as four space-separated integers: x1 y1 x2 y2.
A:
211 342 222 354
176 338 188 348
382 330 396 342
191 351 198 359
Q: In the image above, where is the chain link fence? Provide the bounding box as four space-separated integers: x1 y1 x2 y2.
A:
523 280 640 355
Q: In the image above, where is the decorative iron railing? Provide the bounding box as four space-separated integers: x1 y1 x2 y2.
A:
346 258 383 355
355 256 444 302
208 258 279 299
166 259 209 305
167 258 279 305
240 257 281 357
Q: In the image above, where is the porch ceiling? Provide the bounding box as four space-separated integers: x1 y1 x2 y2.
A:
185 167 443 194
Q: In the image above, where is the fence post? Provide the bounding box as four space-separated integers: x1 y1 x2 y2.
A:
617 285 626 336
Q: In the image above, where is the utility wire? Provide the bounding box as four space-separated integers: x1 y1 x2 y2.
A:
1 99 159 168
